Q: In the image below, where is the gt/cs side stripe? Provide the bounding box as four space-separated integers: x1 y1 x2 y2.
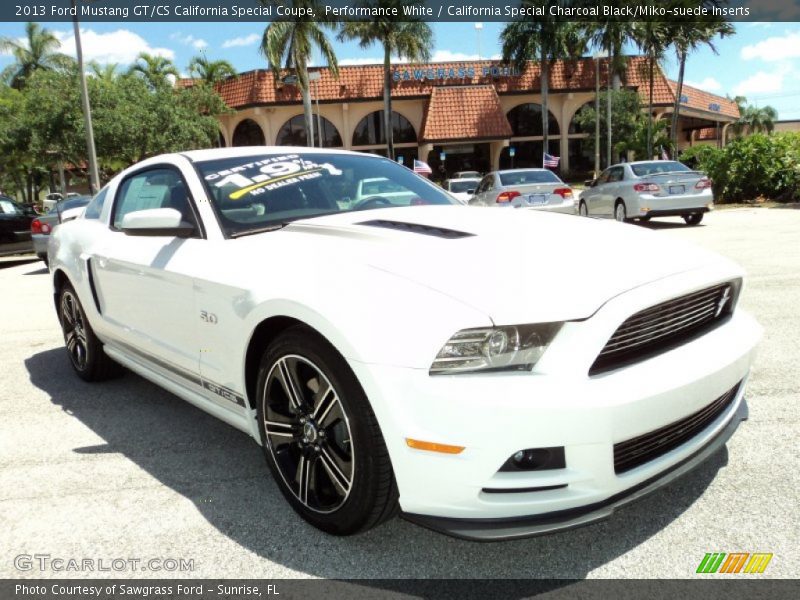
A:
108 339 245 407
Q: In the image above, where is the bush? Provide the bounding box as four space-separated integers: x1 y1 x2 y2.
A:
679 134 800 203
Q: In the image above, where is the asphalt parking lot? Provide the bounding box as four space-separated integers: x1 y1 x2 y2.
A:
1 208 798 580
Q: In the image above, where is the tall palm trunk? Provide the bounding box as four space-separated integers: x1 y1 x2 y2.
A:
647 53 654 159
670 49 687 152
301 83 315 148
606 52 613 166
541 50 549 163
383 44 394 160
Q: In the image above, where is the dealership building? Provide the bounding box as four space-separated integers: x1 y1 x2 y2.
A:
211 56 739 176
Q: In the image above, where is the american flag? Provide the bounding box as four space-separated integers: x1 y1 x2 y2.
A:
413 159 432 175
543 152 560 168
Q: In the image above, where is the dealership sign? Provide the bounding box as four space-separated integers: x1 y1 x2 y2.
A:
393 65 521 82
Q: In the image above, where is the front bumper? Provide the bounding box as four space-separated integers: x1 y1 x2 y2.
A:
403 394 747 541
348 273 761 539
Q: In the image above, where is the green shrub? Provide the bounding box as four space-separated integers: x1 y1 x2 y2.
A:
680 134 800 203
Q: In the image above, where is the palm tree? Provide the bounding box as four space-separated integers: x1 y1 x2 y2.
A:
89 62 119 83
633 21 670 158
668 12 734 150
339 1 433 160
0 22 73 89
127 53 180 90
187 55 237 85
501 2 586 161
260 0 339 147
583 11 637 164
731 98 778 136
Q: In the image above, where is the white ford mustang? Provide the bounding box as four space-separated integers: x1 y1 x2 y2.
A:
49 147 761 540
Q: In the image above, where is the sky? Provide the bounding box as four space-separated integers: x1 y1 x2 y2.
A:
1 20 800 119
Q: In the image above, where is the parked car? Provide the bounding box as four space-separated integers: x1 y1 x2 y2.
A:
43 192 82 213
443 178 480 204
0 195 36 257
354 177 417 207
469 169 577 214
452 170 481 179
579 160 713 225
50 147 760 540
32 196 91 264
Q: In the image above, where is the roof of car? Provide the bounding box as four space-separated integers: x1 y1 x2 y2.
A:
446 177 481 182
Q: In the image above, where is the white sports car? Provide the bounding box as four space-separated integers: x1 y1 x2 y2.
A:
49 147 761 540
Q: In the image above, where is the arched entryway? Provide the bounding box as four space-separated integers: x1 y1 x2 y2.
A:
232 119 265 147
276 114 343 147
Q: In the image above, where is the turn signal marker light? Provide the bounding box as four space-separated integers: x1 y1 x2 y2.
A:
406 438 465 454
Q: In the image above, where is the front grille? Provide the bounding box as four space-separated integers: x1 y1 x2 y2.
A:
613 381 741 474
590 282 736 375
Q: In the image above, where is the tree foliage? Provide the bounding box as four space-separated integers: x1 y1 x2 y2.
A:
0 65 230 202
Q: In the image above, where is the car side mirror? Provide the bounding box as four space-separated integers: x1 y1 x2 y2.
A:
120 208 195 238
584 179 596 187
466 189 476 195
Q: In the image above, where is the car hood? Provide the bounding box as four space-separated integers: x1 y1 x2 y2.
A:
255 206 727 323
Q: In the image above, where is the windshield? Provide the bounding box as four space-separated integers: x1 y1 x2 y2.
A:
499 170 561 186
196 153 457 237
631 161 691 177
448 180 479 193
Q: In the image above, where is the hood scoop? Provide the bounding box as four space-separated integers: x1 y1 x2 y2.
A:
358 219 474 239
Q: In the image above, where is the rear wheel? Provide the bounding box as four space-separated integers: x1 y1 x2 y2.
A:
58 283 123 381
256 325 398 535
579 201 588 217
683 213 704 226
614 200 628 222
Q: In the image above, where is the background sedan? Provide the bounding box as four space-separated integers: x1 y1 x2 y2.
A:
579 160 713 225
31 196 91 264
469 169 576 214
0 195 36 257
443 178 480 204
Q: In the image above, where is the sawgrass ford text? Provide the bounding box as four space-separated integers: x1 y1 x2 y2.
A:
18 3 751 19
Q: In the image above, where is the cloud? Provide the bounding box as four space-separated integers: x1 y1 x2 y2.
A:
431 50 502 62
338 57 384 66
734 64 792 96
684 77 722 92
741 32 800 62
170 32 208 51
222 34 261 48
53 29 174 64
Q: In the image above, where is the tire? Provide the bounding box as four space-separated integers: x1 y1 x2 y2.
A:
256 325 398 535
683 213 704 226
614 200 628 222
58 283 124 382
579 201 588 217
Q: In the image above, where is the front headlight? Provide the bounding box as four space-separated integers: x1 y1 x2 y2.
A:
430 323 563 375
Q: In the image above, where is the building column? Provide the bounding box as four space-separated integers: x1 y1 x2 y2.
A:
721 123 731 147
418 142 433 164
560 97 570 172
253 107 273 145
489 139 509 170
342 103 351 150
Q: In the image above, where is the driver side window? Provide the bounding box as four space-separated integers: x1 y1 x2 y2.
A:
113 168 198 234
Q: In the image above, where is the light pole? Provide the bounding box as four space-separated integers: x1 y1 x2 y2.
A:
308 70 322 148
71 0 100 194
475 23 483 61
593 50 607 177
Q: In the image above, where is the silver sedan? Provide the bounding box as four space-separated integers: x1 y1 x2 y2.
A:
579 160 714 225
468 169 577 214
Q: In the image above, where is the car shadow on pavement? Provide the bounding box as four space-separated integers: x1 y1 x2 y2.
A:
23 266 48 276
25 348 728 581
636 220 703 230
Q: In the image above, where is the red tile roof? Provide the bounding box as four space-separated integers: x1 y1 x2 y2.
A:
420 85 512 142
667 80 739 119
210 56 737 121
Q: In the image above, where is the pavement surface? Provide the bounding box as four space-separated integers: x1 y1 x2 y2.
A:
1 208 798 580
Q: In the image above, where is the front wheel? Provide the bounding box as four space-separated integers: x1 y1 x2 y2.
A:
58 283 123 381
256 325 398 535
579 201 588 217
683 213 704 226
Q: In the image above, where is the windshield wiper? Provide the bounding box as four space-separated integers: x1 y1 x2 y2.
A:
229 223 289 238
